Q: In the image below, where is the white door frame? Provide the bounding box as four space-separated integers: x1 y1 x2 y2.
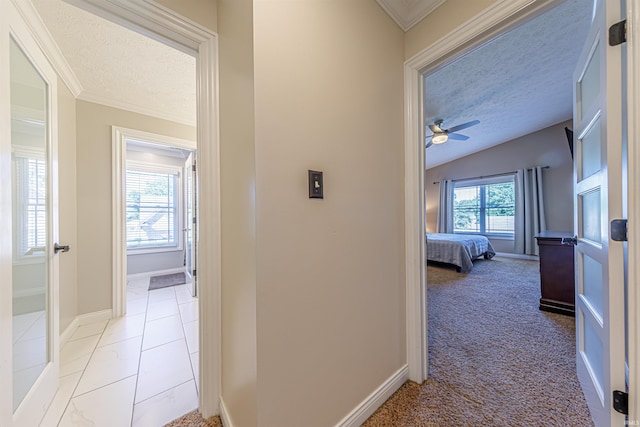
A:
404 3 638 422
68 0 221 417
111 126 196 315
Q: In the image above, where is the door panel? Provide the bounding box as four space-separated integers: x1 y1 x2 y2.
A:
573 0 626 425
4 3 60 425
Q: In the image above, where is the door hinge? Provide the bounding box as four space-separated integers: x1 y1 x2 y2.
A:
192 269 196 277
613 390 629 415
193 216 197 224
192 163 196 172
609 20 627 46
611 219 628 241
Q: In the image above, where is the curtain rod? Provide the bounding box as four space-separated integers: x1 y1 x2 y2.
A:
432 166 549 185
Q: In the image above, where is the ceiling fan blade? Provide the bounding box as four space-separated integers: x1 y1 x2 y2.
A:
425 137 434 149
428 123 444 133
447 133 469 141
446 119 480 134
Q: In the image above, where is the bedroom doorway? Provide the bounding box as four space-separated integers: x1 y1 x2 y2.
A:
405 0 639 419
405 0 634 424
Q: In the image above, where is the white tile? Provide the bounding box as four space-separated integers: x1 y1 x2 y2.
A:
147 286 176 304
19 311 46 340
13 336 47 371
190 352 199 393
132 380 198 427
60 334 101 377
136 339 193 403
127 285 149 302
12 311 43 343
175 285 196 305
178 300 198 323
59 376 136 427
13 364 46 411
142 315 184 350
146 298 179 322
127 297 148 316
183 320 199 354
39 372 82 427
74 336 142 396
69 320 108 342
99 313 145 347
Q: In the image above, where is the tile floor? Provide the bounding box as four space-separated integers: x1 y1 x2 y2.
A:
40 277 200 427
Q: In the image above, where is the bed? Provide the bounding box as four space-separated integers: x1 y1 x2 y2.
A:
426 233 496 273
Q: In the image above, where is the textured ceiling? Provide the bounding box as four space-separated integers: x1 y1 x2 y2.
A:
31 0 196 126
424 0 592 169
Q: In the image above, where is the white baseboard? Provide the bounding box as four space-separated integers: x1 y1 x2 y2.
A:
219 397 233 427
59 317 79 348
494 252 539 261
335 365 408 427
59 309 112 347
78 309 113 325
127 267 185 281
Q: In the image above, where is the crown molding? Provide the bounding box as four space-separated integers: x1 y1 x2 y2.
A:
376 0 446 32
78 90 196 127
12 0 83 97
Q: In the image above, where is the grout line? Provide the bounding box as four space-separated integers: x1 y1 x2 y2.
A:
130 278 151 427
55 317 111 425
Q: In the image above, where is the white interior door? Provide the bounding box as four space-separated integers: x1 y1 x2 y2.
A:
2 2 60 425
184 152 197 297
573 0 626 425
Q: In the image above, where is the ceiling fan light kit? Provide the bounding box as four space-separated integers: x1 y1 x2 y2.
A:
425 119 480 148
432 134 448 144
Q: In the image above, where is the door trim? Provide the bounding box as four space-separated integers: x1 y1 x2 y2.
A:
70 0 222 418
111 126 196 318
403 0 560 383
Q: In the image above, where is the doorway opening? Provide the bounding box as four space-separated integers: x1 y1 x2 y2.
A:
113 128 198 312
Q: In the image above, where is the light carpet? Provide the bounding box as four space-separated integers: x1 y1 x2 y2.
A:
363 257 593 426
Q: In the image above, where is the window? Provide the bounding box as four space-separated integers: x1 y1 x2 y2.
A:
453 175 515 237
126 163 181 250
13 150 47 257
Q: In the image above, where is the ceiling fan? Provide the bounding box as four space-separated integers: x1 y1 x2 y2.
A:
425 119 480 148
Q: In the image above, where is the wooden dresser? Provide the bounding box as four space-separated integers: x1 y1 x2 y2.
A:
535 231 575 316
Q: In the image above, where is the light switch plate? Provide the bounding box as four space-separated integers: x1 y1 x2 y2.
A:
308 170 323 199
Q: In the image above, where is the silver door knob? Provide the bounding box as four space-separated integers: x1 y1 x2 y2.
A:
54 243 70 254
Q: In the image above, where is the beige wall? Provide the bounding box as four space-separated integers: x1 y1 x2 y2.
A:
58 79 78 332
217 0 258 425
75 101 195 314
425 121 574 252
153 0 217 32
252 1 405 426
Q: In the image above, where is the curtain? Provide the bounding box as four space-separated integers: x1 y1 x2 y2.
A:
436 179 454 233
515 167 546 255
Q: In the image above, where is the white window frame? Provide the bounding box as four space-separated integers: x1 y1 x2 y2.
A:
12 145 47 264
125 160 183 254
452 174 516 239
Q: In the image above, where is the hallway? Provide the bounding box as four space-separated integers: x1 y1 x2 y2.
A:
40 277 199 426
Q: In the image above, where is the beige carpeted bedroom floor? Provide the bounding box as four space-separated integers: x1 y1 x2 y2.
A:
166 257 593 426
